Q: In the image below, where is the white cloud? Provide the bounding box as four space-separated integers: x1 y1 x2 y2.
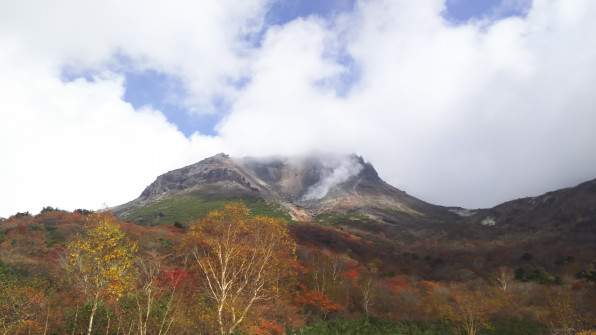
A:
0 0 269 113
0 55 224 215
219 0 596 207
0 0 250 216
1 0 595 216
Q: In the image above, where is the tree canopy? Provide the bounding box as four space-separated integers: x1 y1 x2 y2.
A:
182 202 297 334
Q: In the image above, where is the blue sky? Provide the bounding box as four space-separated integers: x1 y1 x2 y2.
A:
123 70 222 136
444 0 530 23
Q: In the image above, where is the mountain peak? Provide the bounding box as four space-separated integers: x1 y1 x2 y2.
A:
114 153 457 223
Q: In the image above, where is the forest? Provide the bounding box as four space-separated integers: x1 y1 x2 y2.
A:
0 203 595 335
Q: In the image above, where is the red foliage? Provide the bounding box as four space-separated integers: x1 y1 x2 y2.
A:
158 267 199 289
384 276 408 293
22 288 45 304
342 267 360 287
295 284 343 312
35 211 81 226
53 244 67 252
166 226 184 235
295 261 309 274
45 244 67 264
249 318 286 335
9 225 29 233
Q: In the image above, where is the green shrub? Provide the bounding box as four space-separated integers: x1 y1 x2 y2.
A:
486 318 547 335
578 259 596 283
74 209 94 215
515 266 556 284
44 225 63 246
40 206 61 213
288 318 451 335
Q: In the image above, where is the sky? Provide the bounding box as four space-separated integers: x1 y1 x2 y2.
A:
1 0 595 217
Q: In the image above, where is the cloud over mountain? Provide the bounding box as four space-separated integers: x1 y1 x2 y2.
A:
302 155 364 201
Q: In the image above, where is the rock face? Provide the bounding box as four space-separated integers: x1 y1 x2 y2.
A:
138 153 259 198
113 153 458 222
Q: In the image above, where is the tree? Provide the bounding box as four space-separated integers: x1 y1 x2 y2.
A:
359 276 375 317
40 206 61 213
60 213 137 335
182 202 296 334
541 286 594 335
295 283 343 317
579 259 596 283
515 266 553 284
131 251 194 335
443 289 501 335
494 266 514 291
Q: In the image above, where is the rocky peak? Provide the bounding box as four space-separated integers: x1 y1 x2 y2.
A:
351 154 381 182
139 153 254 198
134 153 388 204
116 153 459 223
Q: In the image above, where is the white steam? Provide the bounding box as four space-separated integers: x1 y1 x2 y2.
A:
302 156 363 200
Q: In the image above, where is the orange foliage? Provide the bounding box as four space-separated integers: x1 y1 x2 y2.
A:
158 267 200 289
295 261 309 274
342 267 360 287
295 284 343 312
421 280 439 295
35 211 85 226
384 276 408 293
248 318 286 335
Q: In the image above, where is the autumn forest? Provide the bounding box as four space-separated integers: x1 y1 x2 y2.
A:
1 202 595 335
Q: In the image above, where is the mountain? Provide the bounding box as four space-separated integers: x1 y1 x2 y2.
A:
112 153 459 225
113 153 596 248
111 152 596 278
462 178 596 250
467 178 596 228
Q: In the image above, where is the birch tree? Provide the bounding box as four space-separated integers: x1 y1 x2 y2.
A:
182 202 296 334
61 213 137 335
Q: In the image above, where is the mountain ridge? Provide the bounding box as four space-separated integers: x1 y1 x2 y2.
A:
112 153 596 240
113 153 460 224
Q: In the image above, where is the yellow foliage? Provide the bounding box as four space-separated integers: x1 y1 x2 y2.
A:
182 202 297 335
62 212 137 335
442 289 502 335
65 213 137 301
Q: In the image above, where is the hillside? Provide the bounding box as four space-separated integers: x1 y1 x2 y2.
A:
112 152 596 260
109 153 596 283
113 153 459 225
1 153 595 334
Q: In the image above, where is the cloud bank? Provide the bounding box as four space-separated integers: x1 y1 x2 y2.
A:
1 0 595 216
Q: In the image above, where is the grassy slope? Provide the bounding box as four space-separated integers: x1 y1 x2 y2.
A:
125 195 294 225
